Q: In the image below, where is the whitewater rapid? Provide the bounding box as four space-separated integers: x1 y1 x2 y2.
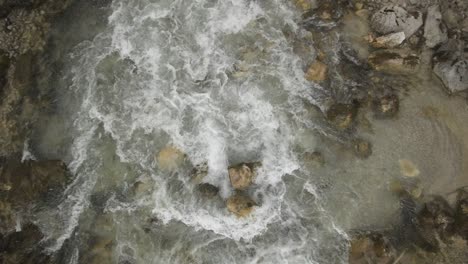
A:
35 0 351 263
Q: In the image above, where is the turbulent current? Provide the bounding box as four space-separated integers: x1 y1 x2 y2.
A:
25 0 468 263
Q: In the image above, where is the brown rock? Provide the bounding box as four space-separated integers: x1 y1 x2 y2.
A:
369 32 405 49
226 194 256 217
156 146 185 171
228 163 259 190
305 61 327 82
303 151 325 168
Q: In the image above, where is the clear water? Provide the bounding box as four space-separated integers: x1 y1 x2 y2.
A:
28 0 468 263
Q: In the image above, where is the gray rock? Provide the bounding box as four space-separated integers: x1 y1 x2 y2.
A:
371 5 423 39
370 31 406 48
424 5 447 48
433 58 468 94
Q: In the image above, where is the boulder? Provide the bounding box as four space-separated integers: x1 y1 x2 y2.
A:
226 193 256 217
368 50 419 73
424 5 447 48
368 32 405 49
305 60 328 82
433 57 468 94
190 162 208 183
156 146 186 171
228 162 260 190
371 5 423 39
372 94 399 118
303 151 325 168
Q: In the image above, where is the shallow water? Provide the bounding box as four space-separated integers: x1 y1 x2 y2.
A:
27 0 468 263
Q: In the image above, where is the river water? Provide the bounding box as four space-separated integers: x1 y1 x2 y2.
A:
28 0 468 263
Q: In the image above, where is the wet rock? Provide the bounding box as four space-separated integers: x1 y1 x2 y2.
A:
83 235 115 264
0 200 15 234
368 50 419 73
132 180 152 197
370 5 423 39
226 193 256 217
424 5 448 48
353 139 372 159
325 103 358 130
349 232 396 264
228 163 260 190
0 50 9 93
156 146 186 171
399 159 420 177
301 1 346 31
196 183 219 198
368 32 406 49
454 189 468 240
0 159 69 205
305 60 328 82
372 94 399 118
433 56 468 94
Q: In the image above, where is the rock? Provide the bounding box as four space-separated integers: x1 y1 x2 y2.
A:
0 159 69 205
353 139 372 159
156 146 186 171
228 163 259 190
196 183 219 198
292 0 315 11
433 57 468 94
368 32 406 48
305 60 328 82
371 5 423 39
0 201 15 234
325 103 358 130
454 189 468 240
368 50 419 73
226 193 256 217
424 5 447 48
132 180 152 197
349 232 396 264
372 94 399 118
301 1 345 31
399 159 420 177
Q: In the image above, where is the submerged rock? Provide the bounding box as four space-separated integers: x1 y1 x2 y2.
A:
353 139 372 159
368 32 405 49
0 223 51 264
368 50 419 73
305 60 328 82
226 193 256 217
325 103 358 130
454 189 468 240
370 5 423 39
415 196 456 250
190 162 209 183
228 162 260 190
424 5 448 48
372 94 399 119
399 159 420 177
196 183 219 198
303 151 325 168
156 146 186 171
349 232 396 264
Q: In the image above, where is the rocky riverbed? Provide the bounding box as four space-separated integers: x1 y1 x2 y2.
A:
1 0 468 263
